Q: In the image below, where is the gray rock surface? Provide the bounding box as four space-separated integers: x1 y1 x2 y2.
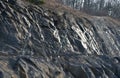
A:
0 0 120 78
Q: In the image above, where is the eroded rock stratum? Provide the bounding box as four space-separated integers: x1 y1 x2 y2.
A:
0 0 120 78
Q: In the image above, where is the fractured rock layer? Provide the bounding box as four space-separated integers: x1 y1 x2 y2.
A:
0 0 120 78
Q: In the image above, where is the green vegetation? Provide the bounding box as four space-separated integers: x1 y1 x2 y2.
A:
28 0 45 4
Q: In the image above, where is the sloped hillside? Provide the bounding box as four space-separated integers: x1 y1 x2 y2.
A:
0 0 120 78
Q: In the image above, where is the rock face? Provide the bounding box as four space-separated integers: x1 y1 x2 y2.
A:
0 0 120 78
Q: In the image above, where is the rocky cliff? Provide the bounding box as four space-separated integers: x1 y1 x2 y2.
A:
0 0 120 78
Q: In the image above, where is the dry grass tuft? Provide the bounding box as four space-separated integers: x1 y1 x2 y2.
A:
42 0 89 18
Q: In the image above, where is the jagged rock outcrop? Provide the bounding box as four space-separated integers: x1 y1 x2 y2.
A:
0 0 120 78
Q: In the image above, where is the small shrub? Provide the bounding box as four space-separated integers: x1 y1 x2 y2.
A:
28 0 45 5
